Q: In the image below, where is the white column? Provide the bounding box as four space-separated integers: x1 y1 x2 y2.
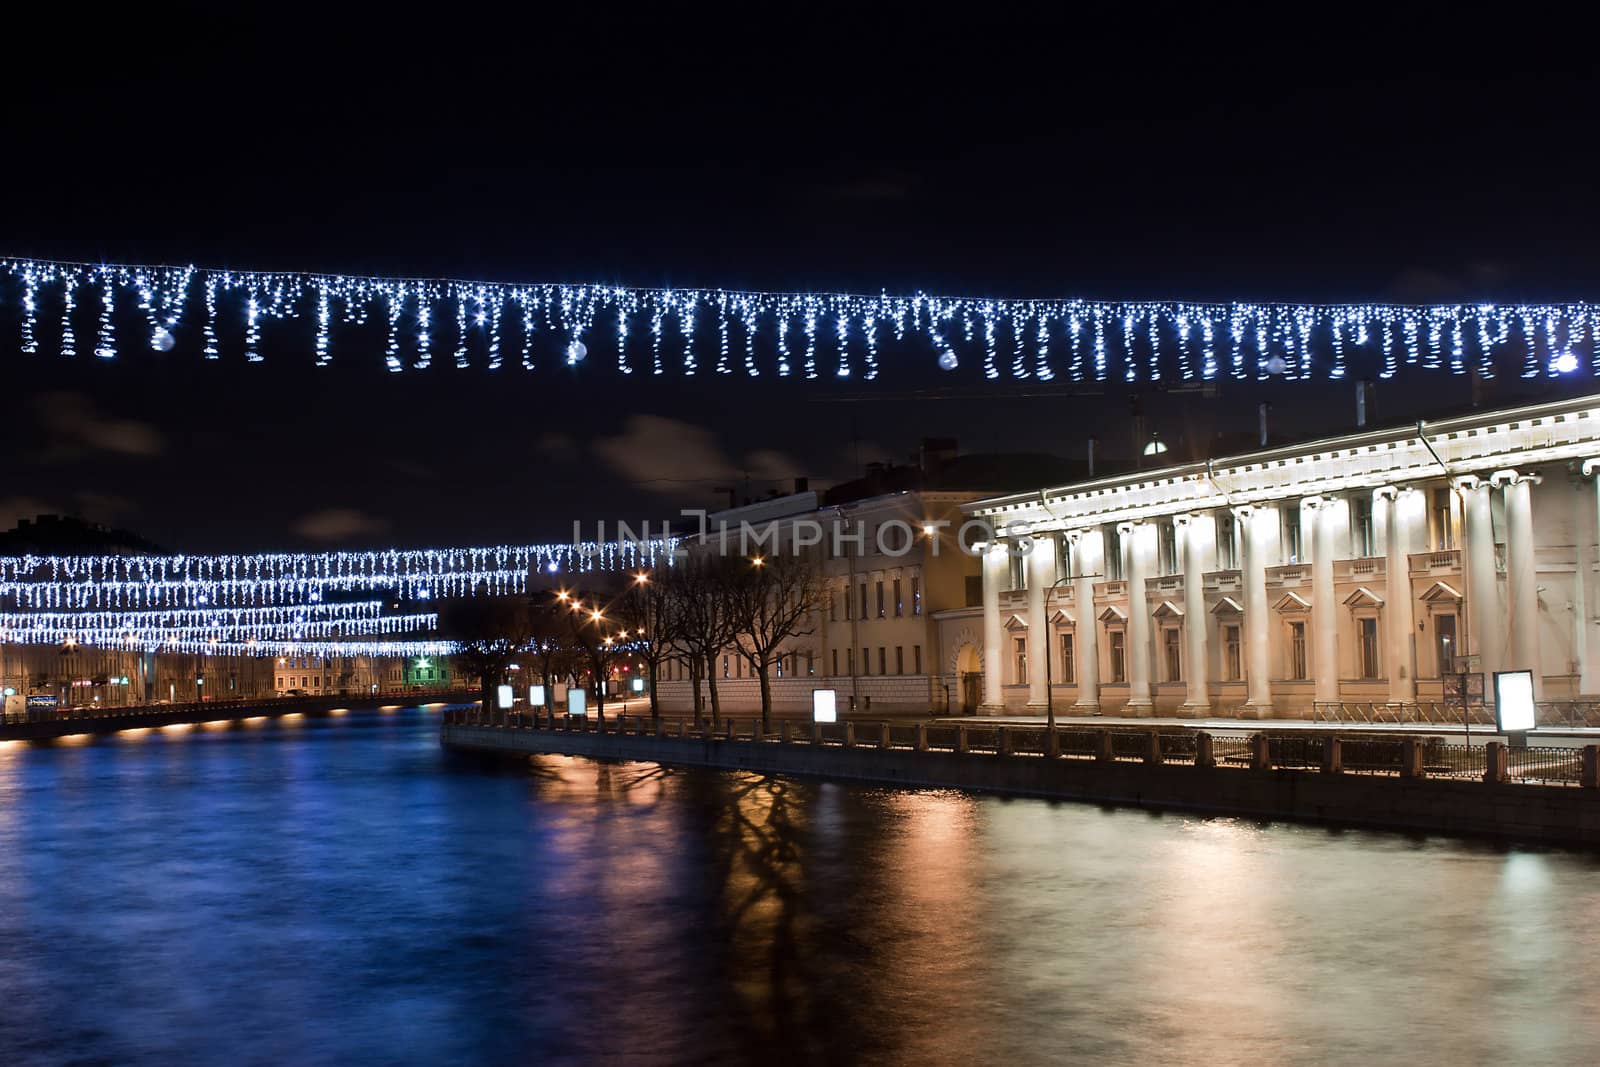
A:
1459 476 1500 689
1122 522 1154 715
1176 513 1211 714
1378 486 1418 705
1071 529 1102 713
980 541 1007 713
1578 460 1600 696
1239 505 1273 716
1305 496 1340 707
1498 471 1542 698
1025 535 1055 708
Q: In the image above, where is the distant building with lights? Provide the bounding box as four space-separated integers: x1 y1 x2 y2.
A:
655 441 1078 716
950 391 1600 718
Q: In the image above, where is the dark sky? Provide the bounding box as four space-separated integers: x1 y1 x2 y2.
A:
4 8 1599 551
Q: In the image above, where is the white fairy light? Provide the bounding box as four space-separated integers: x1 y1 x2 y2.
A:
2 257 1594 384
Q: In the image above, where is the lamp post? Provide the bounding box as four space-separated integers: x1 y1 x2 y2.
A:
1042 574 1073 731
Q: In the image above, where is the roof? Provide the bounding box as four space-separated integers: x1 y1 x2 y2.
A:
965 390 1600 530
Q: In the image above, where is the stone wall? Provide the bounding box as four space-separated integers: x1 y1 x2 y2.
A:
443 724 1600 846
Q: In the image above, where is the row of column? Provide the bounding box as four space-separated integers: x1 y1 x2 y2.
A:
980 469 1553 714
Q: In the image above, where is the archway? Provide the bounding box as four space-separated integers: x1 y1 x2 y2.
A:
955 644 982 716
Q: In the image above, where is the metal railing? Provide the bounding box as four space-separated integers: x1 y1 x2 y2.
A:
1314 700 1600 729
442 712 1600 789
1507 746 1584 784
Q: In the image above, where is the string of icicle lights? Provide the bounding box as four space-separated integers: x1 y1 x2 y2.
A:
0 541 674 651
0 541 675 610
5 255 1597 381
0 612 438 646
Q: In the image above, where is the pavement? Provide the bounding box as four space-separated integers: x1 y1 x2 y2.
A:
588 697 1600 744
936 713 1600 743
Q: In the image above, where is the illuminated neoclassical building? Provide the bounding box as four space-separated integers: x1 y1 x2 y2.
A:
954 392 1600 718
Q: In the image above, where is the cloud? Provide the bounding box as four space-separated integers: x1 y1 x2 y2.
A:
36 391 164 458
292 508 391 543
593 415 804 496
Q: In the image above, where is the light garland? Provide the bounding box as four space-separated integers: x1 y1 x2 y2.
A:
5 256 1596 382
0 601 391 630
0 612 439 647
0 541 676 653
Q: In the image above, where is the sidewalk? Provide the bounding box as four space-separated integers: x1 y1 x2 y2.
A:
934 713 1600 742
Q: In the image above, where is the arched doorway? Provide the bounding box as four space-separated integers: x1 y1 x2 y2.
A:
955 644 982 716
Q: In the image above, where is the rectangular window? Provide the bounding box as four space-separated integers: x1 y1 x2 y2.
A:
1283 508 1303 565
1056 534 1074 583
965 575 982 607
912 576 923 615
806 652 814 676
895 646 904 675
913 645 922 674
1432 487 1456 551
847 648 854 675
1013 636 1028 685
723 655 730 679
845 583 852 620
830 591 839 622
1106 528 1124 581
1159 522 1178 576
775 658 784 678
878 647 887 675
1289 621 1307 680
1009 551 1027 591
860 582 868 620
876 580 885 618
1353 498 1375 558
1359 617 1380 679
1217 514 1238 570
1436 613 1457 676
1223 625 1242 681
1163 627 1182 682
832 649 838 676
1109 630 1126 684
1060 632 1076 685
893 578 903 617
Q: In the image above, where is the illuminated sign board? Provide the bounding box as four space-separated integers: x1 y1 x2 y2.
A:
496 684 514 709
1494 670 1537 733
528 685 545 706
812 689 837 723
631 677 645 693
567 689 587 717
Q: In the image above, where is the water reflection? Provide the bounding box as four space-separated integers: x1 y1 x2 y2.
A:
0 711 1598 1065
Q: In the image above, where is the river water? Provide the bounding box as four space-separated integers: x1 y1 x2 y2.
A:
1 705 1597 1065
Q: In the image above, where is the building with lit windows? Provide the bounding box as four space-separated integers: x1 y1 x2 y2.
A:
953 392 1600 718
654 442 1076 716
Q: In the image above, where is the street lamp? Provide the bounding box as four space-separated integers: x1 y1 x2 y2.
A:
1042 574 1073 731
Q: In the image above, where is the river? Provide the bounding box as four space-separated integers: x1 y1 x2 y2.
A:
1 705 1596 1065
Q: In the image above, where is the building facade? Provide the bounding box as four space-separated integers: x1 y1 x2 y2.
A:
654 488 986 716
959 393 1600 718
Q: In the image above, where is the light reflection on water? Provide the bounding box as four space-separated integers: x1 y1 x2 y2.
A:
0 708 1597 1065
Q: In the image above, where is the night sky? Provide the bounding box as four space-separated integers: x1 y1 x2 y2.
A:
5 9 1599 551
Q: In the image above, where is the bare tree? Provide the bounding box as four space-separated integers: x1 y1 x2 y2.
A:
525 596 577 715
729 552 823 729
568 609 629 717
611 569 682 723
440 597 538 715
666 554 743 727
